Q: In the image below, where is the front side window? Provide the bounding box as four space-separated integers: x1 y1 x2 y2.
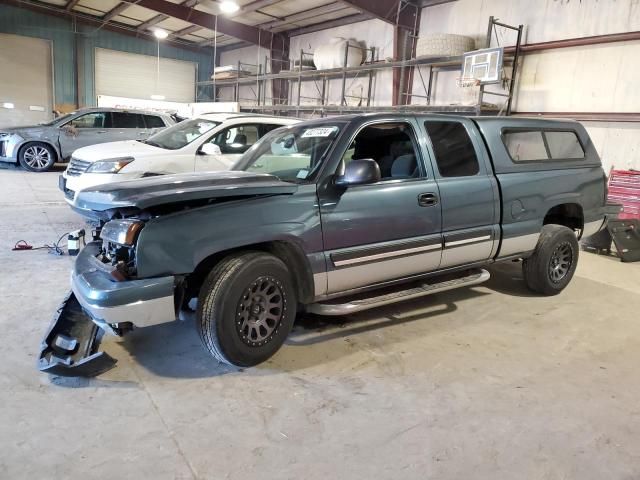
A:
143 118 220 150
237 123 342 183
68 112 108 129
210 124 260 154
341 122 422 180
425 121 479 177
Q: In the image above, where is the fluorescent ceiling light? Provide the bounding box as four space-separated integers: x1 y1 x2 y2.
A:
219 1 240 14
2 102 14 109
151 94 166 100
153 28 169 39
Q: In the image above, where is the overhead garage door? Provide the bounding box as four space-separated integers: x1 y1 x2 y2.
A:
95 48 196 103
0 34 53 128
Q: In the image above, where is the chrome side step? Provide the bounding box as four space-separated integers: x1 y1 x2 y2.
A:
307 268 490 316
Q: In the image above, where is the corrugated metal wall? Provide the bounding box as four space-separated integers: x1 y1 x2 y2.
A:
0 4 215 108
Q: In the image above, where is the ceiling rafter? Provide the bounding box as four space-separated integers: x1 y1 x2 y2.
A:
129 0 284 49
136 12 170 31
340 0 418 30
168 24 202 38
257 1 349 30
103 2 132 22
64 0 79 10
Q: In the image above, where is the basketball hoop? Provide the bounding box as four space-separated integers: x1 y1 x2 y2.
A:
456 76 481 105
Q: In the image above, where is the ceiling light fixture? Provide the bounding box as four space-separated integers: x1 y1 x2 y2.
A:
150 95 166 101
219 0 240 14
153 28 168 39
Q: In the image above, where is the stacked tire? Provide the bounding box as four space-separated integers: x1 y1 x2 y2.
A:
416 34 475 58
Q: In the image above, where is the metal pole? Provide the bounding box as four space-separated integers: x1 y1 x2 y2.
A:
340 42 349 106
506 24 524 115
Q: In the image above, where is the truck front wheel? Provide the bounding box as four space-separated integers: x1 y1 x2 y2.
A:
196 252 297 367
522 224 579 295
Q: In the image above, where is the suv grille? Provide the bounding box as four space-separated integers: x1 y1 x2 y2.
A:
67 157 91 176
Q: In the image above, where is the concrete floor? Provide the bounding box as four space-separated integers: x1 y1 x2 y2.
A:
1 166 639 480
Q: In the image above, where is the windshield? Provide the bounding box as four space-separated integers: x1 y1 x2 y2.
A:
40 112 76 126
236 123 342 182
142 118 220 150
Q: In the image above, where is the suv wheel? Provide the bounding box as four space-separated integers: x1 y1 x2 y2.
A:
18 142 56 172
523 224 579 295
196 252 296 367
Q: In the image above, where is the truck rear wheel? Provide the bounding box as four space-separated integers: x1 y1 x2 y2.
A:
522 224 579 295
196 252 296 367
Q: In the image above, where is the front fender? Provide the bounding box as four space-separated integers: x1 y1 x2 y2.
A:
134 187 323 279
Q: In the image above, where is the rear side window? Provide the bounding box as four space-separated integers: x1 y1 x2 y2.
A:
144 115 165 128
425 121 479 177
545 131 584 159
111 112 140 128
504 131 547 161
504 130 585 161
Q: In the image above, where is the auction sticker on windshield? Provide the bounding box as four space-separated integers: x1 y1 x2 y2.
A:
302 127 338 138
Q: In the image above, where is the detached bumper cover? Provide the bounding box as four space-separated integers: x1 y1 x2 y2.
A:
38 291 116 377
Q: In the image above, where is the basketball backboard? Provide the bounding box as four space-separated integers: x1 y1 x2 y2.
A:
461 47 504 84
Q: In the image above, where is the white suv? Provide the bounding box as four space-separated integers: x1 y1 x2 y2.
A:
59 113 299 205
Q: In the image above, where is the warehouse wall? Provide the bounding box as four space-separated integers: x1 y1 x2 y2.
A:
0 4 215 109
217 45 265 105
413 0 640 171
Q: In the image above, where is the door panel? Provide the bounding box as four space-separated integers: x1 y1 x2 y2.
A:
319 120 442 294
422 119 499 269
58 112 111 158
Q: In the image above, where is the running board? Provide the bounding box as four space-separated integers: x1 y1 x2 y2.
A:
307 268 490 316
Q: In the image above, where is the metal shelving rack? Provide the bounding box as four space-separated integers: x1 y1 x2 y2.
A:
197 17 524 117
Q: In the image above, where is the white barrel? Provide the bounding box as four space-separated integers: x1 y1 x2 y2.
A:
313 37 365 70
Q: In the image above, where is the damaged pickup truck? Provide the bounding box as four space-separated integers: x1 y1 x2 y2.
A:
39 113 608 376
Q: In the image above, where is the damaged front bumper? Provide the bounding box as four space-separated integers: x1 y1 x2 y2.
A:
38 291 117 376
38 242 177 377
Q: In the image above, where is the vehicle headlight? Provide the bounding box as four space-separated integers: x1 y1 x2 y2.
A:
101 219 144 246
86 157 134 173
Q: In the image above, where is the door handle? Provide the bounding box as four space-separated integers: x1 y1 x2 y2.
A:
418 192 438 207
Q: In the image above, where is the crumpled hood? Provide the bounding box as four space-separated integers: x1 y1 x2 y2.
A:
73 140 164 162
73 170 298 215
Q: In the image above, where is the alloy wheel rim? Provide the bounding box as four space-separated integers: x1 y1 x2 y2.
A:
24 146 50 169
549 241 573 283
235 276 284 347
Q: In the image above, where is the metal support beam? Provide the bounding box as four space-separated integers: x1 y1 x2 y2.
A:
226 0 284 18
340 0 417 30
130 0 282 48
136 13 170 31
286 12 374 37
270 34 289 105
103 2 131 22
65 0 80 11
392 3 420 105
258 1 347 30
168 24 202 39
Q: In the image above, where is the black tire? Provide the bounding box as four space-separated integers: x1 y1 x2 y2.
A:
196 252 296 367
18 142 56 172
522 224 579 295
